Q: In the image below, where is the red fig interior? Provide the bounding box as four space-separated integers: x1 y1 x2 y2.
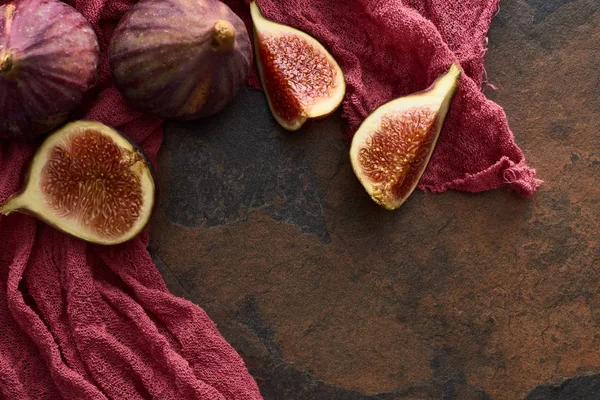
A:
250 1 346 131
350 64 462 210
0 121 155 244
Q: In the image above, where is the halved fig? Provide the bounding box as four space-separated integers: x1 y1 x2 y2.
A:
350 64 462 210
250 1 346 131
0 121 156 245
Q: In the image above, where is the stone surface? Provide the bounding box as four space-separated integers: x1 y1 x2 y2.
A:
149 0 600 398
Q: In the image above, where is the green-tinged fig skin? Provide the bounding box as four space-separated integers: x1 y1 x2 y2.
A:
119 128 159 211
0 0 100 141
109 0 252 120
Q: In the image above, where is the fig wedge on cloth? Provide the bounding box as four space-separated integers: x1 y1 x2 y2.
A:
0 121 156 245
350 64 462 210
250 1 346 131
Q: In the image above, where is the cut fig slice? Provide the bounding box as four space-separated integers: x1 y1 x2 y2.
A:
0 121 156 245
250 1 346 131
350 64 462 210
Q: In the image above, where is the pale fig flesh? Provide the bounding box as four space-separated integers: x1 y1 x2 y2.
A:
350 64 462 210
250 1 346 131
0 121 156 245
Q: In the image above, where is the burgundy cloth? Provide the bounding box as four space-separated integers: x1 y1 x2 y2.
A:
0 0 262 399
224 0 542 195
0 0 540 398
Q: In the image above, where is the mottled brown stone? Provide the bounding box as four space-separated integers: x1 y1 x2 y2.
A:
149 0 600 398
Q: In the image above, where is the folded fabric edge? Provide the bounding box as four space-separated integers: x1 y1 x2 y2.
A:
419 156 543 197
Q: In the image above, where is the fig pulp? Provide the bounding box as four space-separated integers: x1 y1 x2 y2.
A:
109 0 252 120
0 121 156 245
350 64 462 210
0 0 100 141
250 1 346 131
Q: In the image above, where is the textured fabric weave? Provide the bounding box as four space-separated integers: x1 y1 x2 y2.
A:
0 1 262 399
224 0 542 195
1 0 540 398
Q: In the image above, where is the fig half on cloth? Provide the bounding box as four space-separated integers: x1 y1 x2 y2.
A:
0 121 156 245
250 1 346 131
350 64 462 210
0 0 100 141
109 0 252 120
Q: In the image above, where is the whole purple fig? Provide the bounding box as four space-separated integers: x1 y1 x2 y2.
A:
109 0 252 120
0 0 100 141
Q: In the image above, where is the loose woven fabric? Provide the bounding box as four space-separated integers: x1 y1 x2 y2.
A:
224 0 542 195
1 0 540 398
0 1 262 399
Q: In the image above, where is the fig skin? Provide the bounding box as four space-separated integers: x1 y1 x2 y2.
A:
0 0 100 141
0 121 156 245
249 1 346 131
350 64 462 210
109 0 252 120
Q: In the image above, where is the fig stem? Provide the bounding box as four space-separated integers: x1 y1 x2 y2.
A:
0 194 23 215
430 63 461 96
212 20 236 52
0 53 12 74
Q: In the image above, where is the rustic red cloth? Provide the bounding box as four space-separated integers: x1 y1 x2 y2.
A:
224 0 542 196
1 0 540 398
0 0 262 399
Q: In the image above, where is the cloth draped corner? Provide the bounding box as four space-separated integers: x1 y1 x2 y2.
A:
0 0 539 398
